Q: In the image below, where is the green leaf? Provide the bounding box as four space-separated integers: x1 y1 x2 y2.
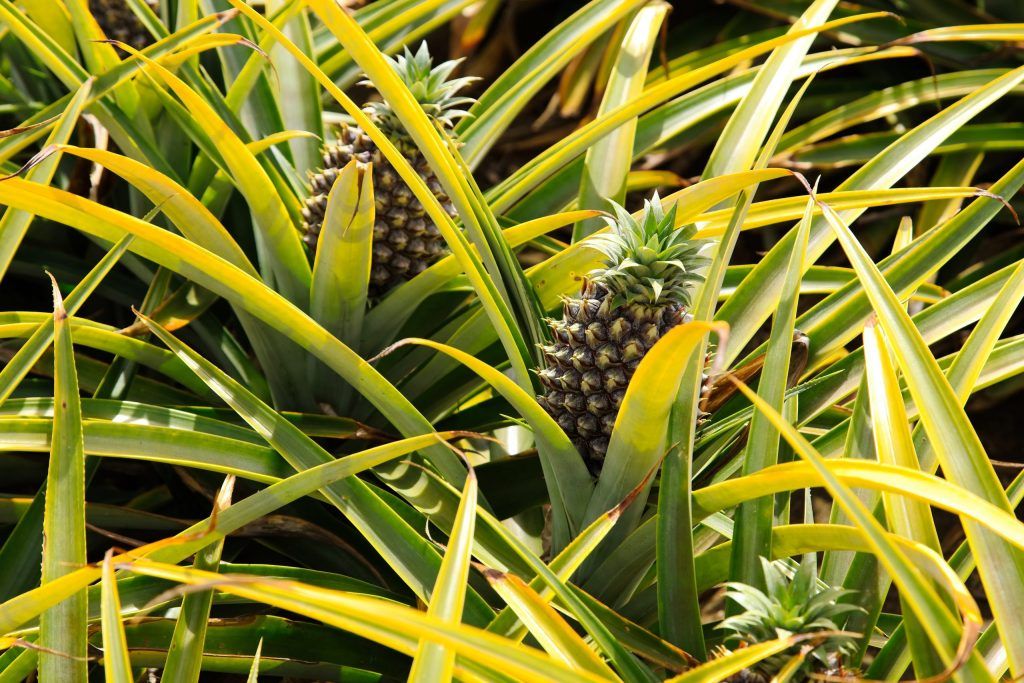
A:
784 126 1019 168
666 637 799 682
118 561 610 683
320 0 479 90
46 146 255 273
898 24 1024 44
0 237 133 617
820 200 1024 673
586 321 727 543
111 612 401 679
387 338 592 552
0 432 469 636
38 276 88 682
863 325 935 547
64 0 125 80
123 45 311 307
246 638 263 683
915 152 985 236
459 0 648 166
855 263 1024 674
0 177 468 496
775 70 1019 157
266 0 321 175
409 469 478 682
160 477 234 683
0 417 285 480
484 571 617 680
703 0 838 179
136 313 490 624
309 160 374 408
0 78 93 283
416 468 657 683
0 235 133 406
490 11 890 214
729 195 812 587
310 160 373 352
718 64 1024 365
573 2 669 240
863 320 946 677
18 0 75 55
100 551 132 683
486 489 635 642
721 380 992 680
0 316 214 399
788 162 1024 378
694 187 985 238
660 70 810 655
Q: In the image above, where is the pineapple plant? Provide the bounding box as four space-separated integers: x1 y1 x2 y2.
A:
302 42 476 297
2 1 1024 681
89 0 155 50
717 557 862 681
537 195 710 474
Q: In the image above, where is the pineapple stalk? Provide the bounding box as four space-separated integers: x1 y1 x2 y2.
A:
302 42 476 298
537 195 711 474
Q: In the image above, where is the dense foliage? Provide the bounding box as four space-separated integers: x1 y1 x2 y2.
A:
0 0 1022 681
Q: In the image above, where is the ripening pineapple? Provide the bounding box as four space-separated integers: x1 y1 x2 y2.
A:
89 0 155 50
717 557 862 681
302 43 476 297
537 196 711 475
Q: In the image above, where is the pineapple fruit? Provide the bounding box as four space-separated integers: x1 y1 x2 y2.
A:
302 43 476 297
537 196 711 474
89 0 155 50
718 557 861 681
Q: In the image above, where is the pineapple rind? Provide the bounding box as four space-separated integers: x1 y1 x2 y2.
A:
538 195 711 474
301 42 473 297
301 125 453 297
538 279 691 473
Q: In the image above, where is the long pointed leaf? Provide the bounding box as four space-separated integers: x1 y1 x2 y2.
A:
160 477 234 683
409 470 478 682
100 551 132 683
38 277 88 681
573 2 668 240
718 65 1024 365
820 200 1024 674
729 195 811 586
136 314 491 625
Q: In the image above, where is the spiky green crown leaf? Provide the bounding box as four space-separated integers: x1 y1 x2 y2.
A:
361 42 477 141
587 194 711 309
717 558 862 675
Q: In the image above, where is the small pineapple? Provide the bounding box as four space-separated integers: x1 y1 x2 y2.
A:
302 43 476 297
717 557 862 681
537 196 710 474
89 0 155 50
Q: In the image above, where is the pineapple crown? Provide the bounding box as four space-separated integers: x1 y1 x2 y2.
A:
587 194 711 309
717 557 862 676
361 42 477 140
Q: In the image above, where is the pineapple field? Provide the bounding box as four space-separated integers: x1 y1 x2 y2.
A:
1 0 1024 681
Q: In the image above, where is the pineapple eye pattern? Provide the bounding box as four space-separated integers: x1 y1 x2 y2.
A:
538 194 711 474
302 43 476 298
